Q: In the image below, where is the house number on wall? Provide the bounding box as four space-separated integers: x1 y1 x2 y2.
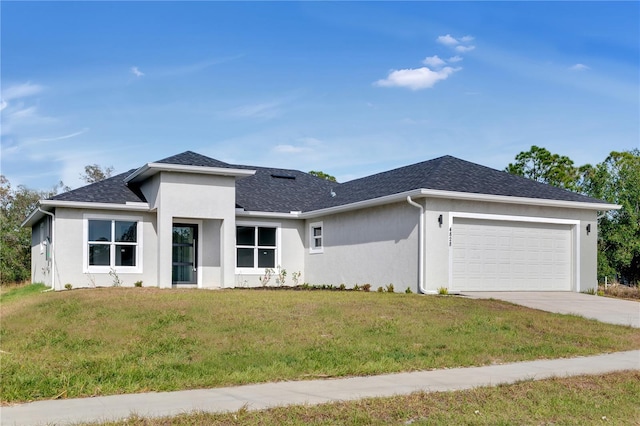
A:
449 227 452 246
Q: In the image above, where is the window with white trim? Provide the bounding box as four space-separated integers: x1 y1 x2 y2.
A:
309 221 323 254
236 224 278 269
85 218 141 271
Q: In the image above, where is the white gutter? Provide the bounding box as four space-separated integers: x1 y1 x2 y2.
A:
38 208 56 291
406 196 427 294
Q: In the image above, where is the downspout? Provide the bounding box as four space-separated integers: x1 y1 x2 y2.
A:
407 196 427 294
38 208 56 291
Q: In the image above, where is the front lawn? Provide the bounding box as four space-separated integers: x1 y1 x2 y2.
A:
1 287 638 403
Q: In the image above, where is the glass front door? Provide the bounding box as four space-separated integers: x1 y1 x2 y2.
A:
172 224 197 285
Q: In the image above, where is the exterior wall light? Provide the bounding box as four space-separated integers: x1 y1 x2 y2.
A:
438 214 443 226
586 224 591 235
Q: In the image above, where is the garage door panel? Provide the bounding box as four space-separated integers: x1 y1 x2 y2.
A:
451 218 572 291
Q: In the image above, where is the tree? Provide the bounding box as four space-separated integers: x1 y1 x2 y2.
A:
81 164 114 183
580 150 640 284
0 177 67 284
506 145 580 191
309 170 337 182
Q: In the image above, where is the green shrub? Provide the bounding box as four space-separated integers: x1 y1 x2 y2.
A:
134 281 143 288
362 284 371 292
64 283 73 290
405 287 412 294
438 286 449 295
386 284 395 293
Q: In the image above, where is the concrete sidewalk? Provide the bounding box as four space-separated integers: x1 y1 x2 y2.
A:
2 350 639 426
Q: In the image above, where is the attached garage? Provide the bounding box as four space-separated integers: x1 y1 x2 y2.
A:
450 215 575 292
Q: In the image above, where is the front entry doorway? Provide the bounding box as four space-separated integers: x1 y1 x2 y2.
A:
172 224 198 285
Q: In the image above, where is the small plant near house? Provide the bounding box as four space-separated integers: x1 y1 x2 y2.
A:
438 286 449 295
275 267 287 286
291 271 301 286
377 286 385 293
260 268 274 286
339 283 346 291
109 268 123 287
582 288 596 295
64 283 73 290
386 283 395 293
361 283 371 292
301 282 310 290
405 287 413 294
134 280 143 288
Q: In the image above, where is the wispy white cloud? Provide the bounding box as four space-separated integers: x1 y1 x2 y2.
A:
131 66 144 77
569 63 590 71
437 34 476 53
436 34 459 46
422 55 446 69
36 128 89 143
375 66 460 90
1 82 44 101
272 136 323 155
455 45 476 53
375 34 475 91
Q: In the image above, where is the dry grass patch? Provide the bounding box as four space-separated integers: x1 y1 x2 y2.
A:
90 371 640 425
600 283 640 300
2 287 639 403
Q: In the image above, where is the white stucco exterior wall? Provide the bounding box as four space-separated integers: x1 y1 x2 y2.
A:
46 208 157 289
305 201 420 293
149 171 237 289
30 216 52 286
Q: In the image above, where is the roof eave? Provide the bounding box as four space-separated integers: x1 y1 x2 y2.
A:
299 188 621 219
125 162 256 184
418 189 621 211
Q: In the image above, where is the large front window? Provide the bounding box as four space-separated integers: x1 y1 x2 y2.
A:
236 225 278 269
86 218 140 271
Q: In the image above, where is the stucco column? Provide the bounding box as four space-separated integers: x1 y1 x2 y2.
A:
157 210 173 289
221 218 235 288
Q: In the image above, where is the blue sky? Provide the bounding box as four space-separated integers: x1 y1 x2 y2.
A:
2 1 638 191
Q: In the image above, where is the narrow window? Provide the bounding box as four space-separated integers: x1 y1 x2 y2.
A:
309 222 323 254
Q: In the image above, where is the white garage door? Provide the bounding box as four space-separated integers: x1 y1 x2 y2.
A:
451 218 572 291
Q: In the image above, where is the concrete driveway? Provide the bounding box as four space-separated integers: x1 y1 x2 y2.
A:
463 292 639 328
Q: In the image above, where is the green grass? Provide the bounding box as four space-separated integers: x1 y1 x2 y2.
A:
1 288 638 403
89 371 640 425
0 282 48 304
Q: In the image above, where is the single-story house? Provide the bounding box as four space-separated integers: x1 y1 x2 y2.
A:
23 151 619 293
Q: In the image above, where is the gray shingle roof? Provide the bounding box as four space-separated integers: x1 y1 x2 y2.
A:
51 170 146 204
154 151 234 168
46 151 606 211
311 155 603 209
